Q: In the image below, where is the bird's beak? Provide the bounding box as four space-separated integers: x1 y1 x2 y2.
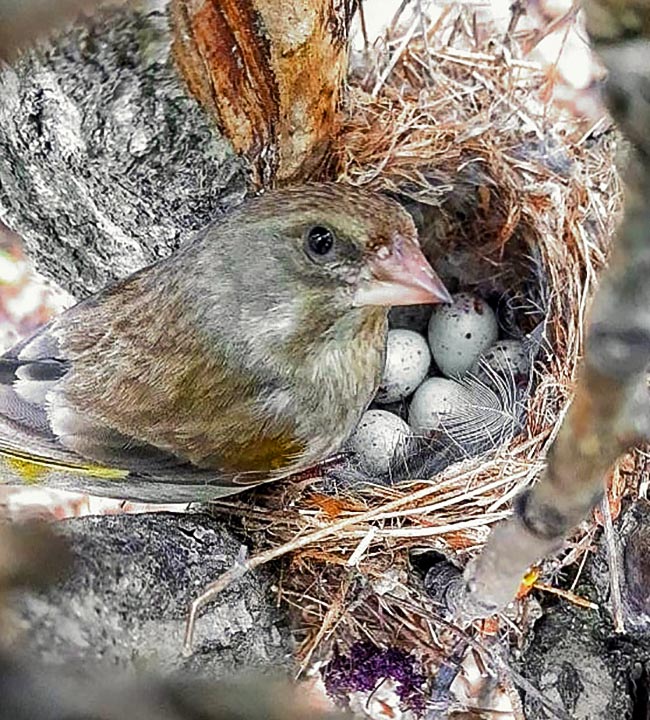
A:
353 235 452 307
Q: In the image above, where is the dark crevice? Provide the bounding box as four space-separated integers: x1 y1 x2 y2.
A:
631 663 649 720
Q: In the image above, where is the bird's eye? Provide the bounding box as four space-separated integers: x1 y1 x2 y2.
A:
305 225 336 260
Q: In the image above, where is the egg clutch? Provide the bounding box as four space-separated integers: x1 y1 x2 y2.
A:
342 292 532 482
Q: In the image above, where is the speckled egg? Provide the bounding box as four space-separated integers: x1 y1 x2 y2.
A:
375 329 431 404
388 304 434 333
471 339 530 383
428 292 498 377
346 410 412 476
408 377 471 432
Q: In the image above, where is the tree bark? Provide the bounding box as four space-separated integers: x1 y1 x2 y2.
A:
0 1 248 297
4 512 294 676
0 0 349 698
169 0 347 185
0 0 346 298
516 501 650 719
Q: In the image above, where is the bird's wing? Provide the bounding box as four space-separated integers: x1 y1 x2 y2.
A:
0 329 181 470
0 321 275 500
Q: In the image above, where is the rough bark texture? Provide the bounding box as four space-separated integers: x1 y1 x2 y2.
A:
0 1 250 299
0 0 347 298
518 601 634 719
4 512 294 677
0 1 349 709
517 501 650 719
170 0 347 184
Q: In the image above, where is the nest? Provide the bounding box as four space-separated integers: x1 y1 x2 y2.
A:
209 2 627 713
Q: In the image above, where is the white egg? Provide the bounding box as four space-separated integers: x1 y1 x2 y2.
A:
388 303 434 333
375 329 431 404
428 292 498 377
347 410 412 476
471 339 530 382
408 377 471 432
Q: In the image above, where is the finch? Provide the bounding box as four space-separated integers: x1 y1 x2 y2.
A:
0 183 450 501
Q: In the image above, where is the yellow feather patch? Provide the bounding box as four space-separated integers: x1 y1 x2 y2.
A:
5 457 49 484
0 449 128 481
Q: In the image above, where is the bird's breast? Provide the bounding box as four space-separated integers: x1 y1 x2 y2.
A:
294 308 387 454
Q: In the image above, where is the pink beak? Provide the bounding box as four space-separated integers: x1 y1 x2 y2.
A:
353 235 452 307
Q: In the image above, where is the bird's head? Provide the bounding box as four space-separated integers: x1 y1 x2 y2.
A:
226 183 451 315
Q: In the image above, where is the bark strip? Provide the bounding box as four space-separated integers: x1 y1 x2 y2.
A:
170 0 347 185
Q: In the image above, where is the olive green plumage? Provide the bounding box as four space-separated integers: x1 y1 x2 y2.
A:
0 183 448 501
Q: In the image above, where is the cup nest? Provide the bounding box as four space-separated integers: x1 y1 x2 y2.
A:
209 2 633 707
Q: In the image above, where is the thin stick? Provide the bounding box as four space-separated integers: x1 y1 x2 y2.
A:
357 0 369 54
347 525 377 566
501 662 573 720
496 662 526 720
298 575 352 675
600 496 626 633
371 13 419 98
408 601 574 720
532 581 599 611
416 0 433 78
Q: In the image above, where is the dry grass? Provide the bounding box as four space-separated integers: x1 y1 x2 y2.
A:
205 0 629 701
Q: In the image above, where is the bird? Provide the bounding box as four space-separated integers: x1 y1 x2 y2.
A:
0 183 450 502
